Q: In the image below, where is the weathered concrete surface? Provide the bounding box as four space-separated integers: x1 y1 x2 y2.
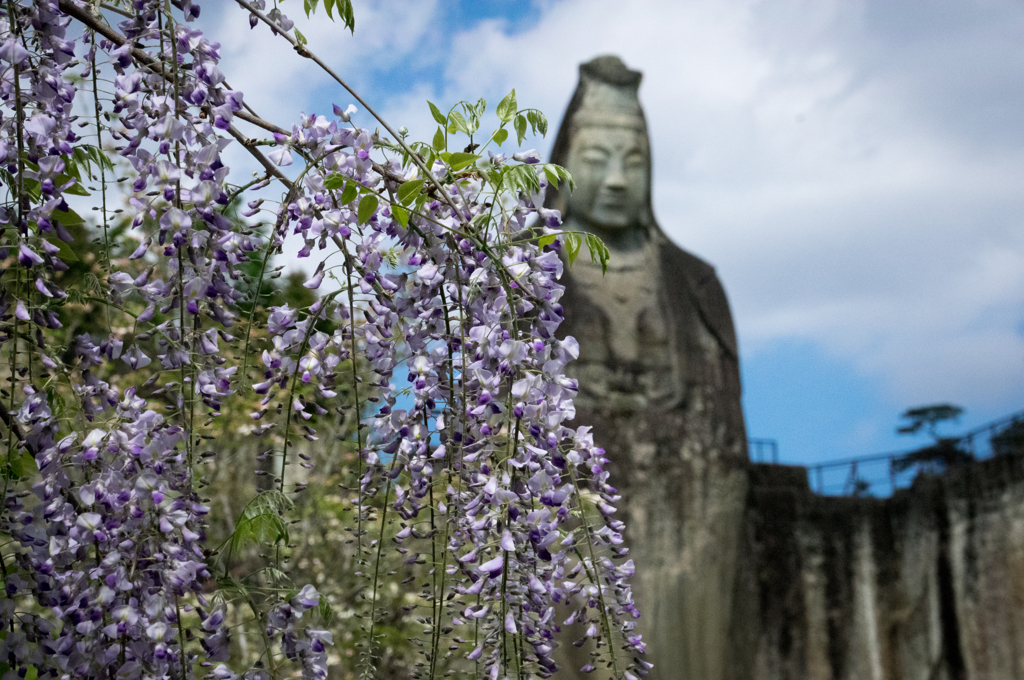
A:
545 53 1024 680
739 454 1024 680
548 56 749 680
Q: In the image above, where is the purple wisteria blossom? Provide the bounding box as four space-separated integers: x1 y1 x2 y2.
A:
0 1 644 678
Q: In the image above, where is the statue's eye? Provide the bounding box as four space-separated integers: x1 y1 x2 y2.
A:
580 149 609 165
625 153 646 169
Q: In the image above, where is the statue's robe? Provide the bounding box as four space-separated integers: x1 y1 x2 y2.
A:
558 226 748 680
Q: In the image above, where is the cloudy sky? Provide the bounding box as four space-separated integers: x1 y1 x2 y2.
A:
201 0 1024 467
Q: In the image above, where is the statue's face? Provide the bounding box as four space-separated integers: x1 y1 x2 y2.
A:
565 126 649 231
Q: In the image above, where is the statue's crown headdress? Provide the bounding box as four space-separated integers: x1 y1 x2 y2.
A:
574 56 646 131
546 55 654 227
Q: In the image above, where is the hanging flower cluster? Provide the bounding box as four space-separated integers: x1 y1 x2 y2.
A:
0 1 645 679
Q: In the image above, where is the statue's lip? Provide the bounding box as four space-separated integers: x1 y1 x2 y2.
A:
595 192 629 209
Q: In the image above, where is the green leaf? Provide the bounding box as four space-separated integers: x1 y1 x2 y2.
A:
67 145 112 182
514 115 528 146
526 110 549 137
428 101 447 126
564 232 582 268
537 233 557 248
337 0 355 33
432 127 446 152
448 110 471 136
227 490 295 553
52 207 84 227
294 27 307 47
19 178 41 203
340 182 359 205
251 490 294 515
63 156 82 182
496 89 517 123
89 146 114 173
392 204 409 228
48 237 79 264
447 152 479 172
543 165 559 188
555 164 575 192
216 575 250 599
493 128 508 147
323 0 335 19
397 178 425 205
318 597 335 624
586 233 610 274
469 213 490 230
46 388 67 423
503 164 540 196
60 177 89 196
5 448 37 479
323 173 346 191
304 0 320 17
357 194 379 225
232 512 288 549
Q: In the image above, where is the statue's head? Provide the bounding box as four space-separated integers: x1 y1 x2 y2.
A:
547 56 653 239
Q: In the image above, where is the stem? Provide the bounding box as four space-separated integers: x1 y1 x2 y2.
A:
55 0 294 200
426 281 461 680
277 296 334 494
342 247 365 565
239 151 323 386
427 472 439 675
426 410 449 680
500 404 523 678
239 216 285 385
569 470 620 677
501 542 510 678
239 240 274 383
158 2 194 468
64 0 533 317
249 599 280 679
362 448 402 679
173 594 189 680
2 0 26 567
225 172 271 205
233 0 483 238
91 35 112 304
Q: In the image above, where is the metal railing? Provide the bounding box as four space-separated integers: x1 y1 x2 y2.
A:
804 410 1024 496
748 437 779 464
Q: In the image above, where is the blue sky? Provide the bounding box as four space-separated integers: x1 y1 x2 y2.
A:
205 0 1024 466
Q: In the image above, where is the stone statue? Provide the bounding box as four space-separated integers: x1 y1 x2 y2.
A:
547 56 750 680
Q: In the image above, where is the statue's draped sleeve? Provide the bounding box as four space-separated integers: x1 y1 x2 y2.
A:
659 240 739 362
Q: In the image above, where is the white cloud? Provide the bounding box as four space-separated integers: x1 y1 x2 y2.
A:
199 0 1024 410
428 0 1024 409
208 0 441 125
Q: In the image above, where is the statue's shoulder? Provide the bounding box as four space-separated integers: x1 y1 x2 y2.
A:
657 236 740 361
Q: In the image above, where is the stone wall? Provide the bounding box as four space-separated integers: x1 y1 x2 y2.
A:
732 453 1024 680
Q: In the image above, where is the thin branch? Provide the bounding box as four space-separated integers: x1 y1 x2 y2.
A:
100 2 132 18
232 0 471 227
56 0 292 192
231 0 535 321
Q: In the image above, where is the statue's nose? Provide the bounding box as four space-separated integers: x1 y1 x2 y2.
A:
603 159 628 190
